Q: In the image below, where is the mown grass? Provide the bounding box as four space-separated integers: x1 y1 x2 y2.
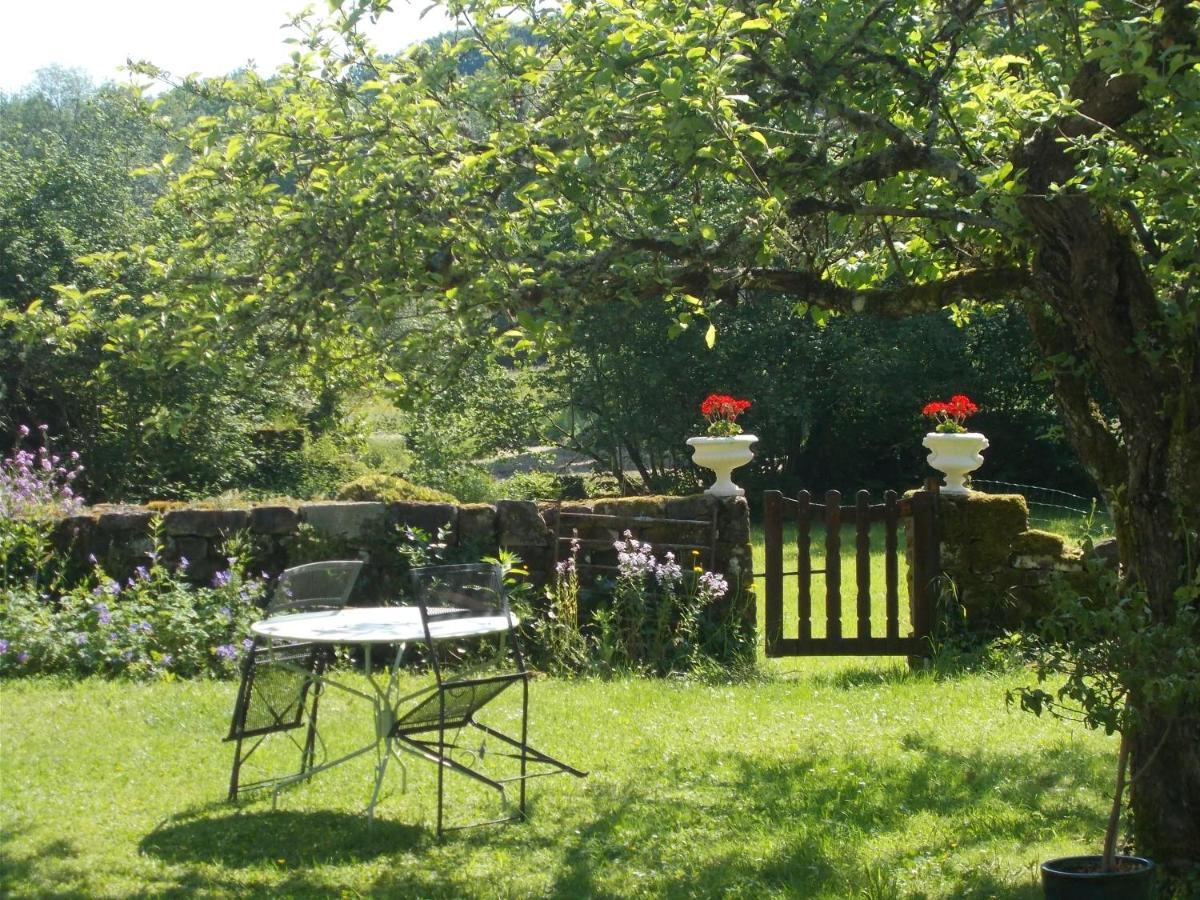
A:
1 525 1115 898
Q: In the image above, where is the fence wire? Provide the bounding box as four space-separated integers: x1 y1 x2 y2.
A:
971 479 1113 542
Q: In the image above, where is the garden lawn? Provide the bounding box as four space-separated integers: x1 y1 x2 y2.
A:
2 663 1113 898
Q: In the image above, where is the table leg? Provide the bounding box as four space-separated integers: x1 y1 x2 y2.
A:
366 642 409 825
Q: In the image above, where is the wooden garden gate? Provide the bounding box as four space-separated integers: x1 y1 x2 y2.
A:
762 481 940 658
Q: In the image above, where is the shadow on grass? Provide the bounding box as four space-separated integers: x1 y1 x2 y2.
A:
1 832 83 899
452 738 1098 899
127 736 1103 898
140 809 426 867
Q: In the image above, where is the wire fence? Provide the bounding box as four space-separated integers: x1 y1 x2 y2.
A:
971 479 1113 543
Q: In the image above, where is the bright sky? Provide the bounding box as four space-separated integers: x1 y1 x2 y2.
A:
0 0 457 94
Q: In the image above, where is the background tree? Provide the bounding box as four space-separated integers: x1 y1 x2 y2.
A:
0 67 357 499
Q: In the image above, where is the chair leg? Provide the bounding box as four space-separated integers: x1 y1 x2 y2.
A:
228 736 245 802
437 716 446 838
519 675 529 818
300 678 322 776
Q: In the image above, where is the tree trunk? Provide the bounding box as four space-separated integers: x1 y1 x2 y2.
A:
1014 129 1200 868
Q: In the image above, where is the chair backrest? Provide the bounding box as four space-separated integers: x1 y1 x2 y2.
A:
267 560 363 616
227 641 328 740
408 563 508 623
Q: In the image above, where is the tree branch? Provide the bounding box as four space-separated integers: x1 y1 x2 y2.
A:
732 265 1030 317
787 196 1006 231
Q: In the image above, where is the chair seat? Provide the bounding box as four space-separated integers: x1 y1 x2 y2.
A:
391 672 524 735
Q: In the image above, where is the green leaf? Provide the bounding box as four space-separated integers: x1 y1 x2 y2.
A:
705 323 717 348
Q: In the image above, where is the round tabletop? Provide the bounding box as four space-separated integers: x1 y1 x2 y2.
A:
250 606 517 645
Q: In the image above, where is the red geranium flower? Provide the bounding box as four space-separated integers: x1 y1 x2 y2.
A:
701 393 752 436
923 394 979 433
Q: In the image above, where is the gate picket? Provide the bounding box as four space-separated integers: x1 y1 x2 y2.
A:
884 490 900 642
797 491 812 642
824 490 841 641
855 490 871 640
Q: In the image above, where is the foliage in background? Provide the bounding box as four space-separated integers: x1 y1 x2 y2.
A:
549 297 1089 495
0 68 370 503
336 472 458 504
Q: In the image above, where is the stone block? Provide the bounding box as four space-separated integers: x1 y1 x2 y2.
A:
249 505 300 535
664 493 719 523
163 508 250 537
593 496 668 519
716 496 751 545
168 534 210 564
497 500 551 548
937 493 1028 570
1091 537 1120 569
456 504 498 548
388 502 458 537
301 502 387 541
95 505 154 533
1011 529 1068 557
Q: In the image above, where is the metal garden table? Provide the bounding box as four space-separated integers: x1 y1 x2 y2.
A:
248 605 516 822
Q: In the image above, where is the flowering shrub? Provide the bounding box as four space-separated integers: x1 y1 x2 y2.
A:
536 530 747 677
700 394 752 437
0 526 265 680
1 426 87 592
922 394 979 434
0 424 85 520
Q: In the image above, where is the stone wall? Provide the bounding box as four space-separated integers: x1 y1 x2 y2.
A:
51 495 753 617
928 491 1093 633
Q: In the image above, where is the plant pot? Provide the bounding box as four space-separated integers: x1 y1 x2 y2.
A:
1041 855 1155 899
686 435 757 497
922 431 988 495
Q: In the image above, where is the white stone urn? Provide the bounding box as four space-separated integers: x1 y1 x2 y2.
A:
687 434 758 497
923 432 989 495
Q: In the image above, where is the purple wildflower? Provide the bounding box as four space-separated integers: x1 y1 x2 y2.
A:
242 637 255 653
73 632 88 645
215 644 238 662
18 425 29 437
0 639 9 654
94 602 112 625
212 570 232 588
87 553 98 565
18 651 30 664
160 654 173 668
135 565 149 581
178 556 190 572
655 552 683 587
698 571 729 600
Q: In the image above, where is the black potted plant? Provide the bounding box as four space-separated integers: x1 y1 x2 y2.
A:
1010 551 1199 900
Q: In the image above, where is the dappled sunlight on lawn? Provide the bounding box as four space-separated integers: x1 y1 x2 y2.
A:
1 668 1111 898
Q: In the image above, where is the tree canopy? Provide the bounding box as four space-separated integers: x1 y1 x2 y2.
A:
5 0 1198 865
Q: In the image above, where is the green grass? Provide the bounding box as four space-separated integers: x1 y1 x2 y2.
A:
1 525 1116 898
1 671 1113 898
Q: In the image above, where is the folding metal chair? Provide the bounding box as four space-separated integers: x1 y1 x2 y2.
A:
391 563 586 837
225 560 363 801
